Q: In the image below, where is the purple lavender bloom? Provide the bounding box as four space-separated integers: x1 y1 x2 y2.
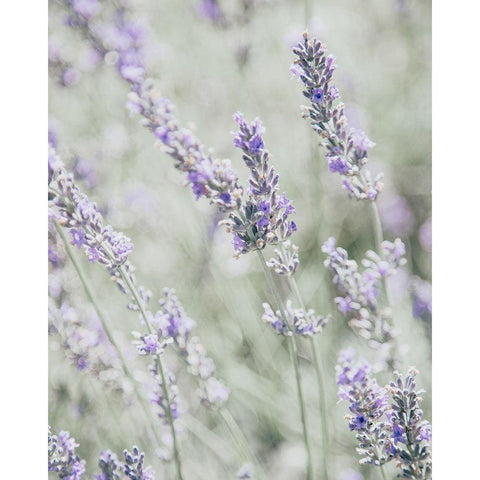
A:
70 229 85 249
48 427 86 479
94 450 121 480
229 113 297 254
323 237 406 365
292 33 383 200
312 87 324 103
335 351 395 467
386 369 432 477
352 415 367 430
123 447 155 480
49 144 133 270
392 424 405 444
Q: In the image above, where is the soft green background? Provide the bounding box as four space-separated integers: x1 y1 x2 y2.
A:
49 1 431 479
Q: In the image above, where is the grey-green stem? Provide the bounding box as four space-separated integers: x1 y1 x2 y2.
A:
117 264 184 480
256 249 314 480
279 243 330 480
54 222 164 450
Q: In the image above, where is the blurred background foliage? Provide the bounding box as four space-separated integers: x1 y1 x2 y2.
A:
49 0 431 479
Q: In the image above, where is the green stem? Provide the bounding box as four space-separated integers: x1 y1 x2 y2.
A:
256 250 314 480
380 465 388 480
304 0 312 26
117 265 184 480
280 246 330 480
54 222 163 449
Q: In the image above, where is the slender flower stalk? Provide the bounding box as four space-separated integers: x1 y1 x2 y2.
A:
257 250 314 480
54 222 166 449
48 426 86 479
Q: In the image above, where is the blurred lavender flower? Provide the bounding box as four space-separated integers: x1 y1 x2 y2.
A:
262 300 329 337
150 288 229 408
48 426 86 479
292 33 383 200
378 194 414 236
418 217 432 252
197 0 223 22
336 350 395 467
49 40 80 87
323 238 406 366
411 277 432 320
49 299 123 389
386 369 432 479
123 447 155 480
94 450 121 480
236 463 254 479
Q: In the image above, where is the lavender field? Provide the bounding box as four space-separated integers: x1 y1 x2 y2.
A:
48 1 432 479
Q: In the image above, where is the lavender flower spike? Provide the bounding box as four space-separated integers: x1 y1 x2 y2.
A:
335 351 395 467
49 144 133 273
48 426 86 480
322 237 406 368
226 113 297 255
262 300 329 337
386 369 432 479
292 32 383 200
123 446 155 480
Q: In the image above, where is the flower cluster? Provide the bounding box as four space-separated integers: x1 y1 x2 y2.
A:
262 300 329 337
127 84 243 211
48 427 86 480
49 144 133 272
265 240 299 276
226 113 297 255
336 351 432 478
386 369 432 479
147 288 229 408
322 237 406 366
335 349 395 467
292 32 383 200
94 450 122 480
123 446 155 480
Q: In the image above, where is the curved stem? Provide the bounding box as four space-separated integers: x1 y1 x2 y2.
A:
256 250 314 480
279 245 330 480
117 265 184 480
54 222 164 449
